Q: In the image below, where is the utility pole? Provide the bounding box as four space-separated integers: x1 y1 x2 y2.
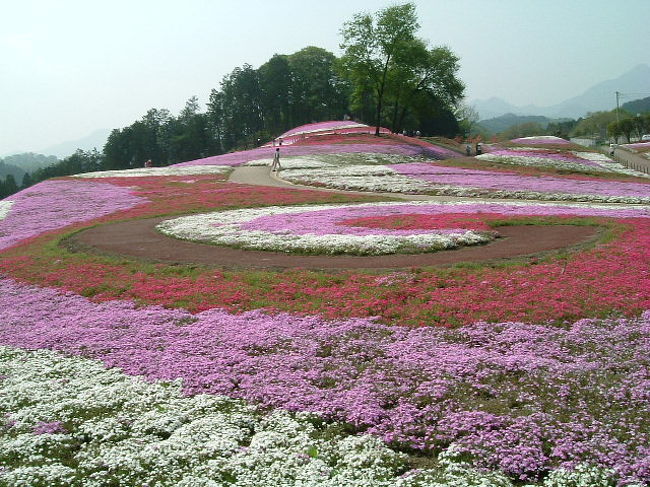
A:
615 91 620 123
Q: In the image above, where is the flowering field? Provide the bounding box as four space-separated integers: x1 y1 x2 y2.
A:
509 136 573 145
476 147 647 176
1 125 649 486
282 159 650 203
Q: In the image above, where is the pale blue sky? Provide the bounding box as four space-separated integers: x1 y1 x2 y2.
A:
2 0 648 154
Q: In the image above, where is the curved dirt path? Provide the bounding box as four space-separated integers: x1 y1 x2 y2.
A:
68 218 600 270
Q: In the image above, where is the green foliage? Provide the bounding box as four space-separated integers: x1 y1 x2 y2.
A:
621 95 650 114
571 110 622 139
339 3 464 135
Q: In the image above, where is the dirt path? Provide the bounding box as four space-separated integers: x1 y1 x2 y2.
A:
68 218 600 270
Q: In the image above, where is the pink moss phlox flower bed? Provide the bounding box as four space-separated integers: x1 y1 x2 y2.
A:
510 136 571 145
621 141 650 152
279 120 378 138
241 202 649 237
1 276 648 484
391 163 650 199
0 180 147 251
275 121 392 145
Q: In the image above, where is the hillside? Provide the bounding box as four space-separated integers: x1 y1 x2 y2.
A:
622 95 650 114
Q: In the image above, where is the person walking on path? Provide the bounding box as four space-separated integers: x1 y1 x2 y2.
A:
271 148 282 172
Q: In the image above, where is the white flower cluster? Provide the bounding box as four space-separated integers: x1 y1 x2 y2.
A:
0 345 579 487
0 200 14 220
476 152 602 173
281 164 433 193
245 157 337 169
247 153 430 169
156 202 494 255
572 151 650 178
73 165 231 178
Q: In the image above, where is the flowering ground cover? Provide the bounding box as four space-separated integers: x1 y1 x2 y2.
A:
274 121 393 146
1 128 650 485
73 165 232 178
476 147 647 177
156 201 646 256
510 136 572 145
390 163 650 203
245 151 435 169
281 160 650 202
2 193 648 326
1 282 648 485
0 180 148 251
4 346 465 487
0 200 14 220
156 202 498 255
178 132 458 167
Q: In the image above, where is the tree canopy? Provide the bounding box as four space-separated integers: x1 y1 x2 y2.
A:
339 2 464 135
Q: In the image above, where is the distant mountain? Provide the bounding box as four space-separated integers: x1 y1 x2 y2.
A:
0 161 26 184
622 96 650 114
473 64 650 120
477 113 551 135
1 153 59 173
36 128 111 159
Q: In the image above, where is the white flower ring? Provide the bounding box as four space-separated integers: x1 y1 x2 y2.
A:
156 201 649 256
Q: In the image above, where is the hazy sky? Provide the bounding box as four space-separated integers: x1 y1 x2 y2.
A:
2 0 649 154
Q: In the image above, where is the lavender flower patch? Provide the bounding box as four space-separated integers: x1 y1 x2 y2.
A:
2 346 457 487
478 149 649 177
0 277 648 484
391 163 650 203
0 180 147 251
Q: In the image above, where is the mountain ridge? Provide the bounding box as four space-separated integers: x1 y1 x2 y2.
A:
472 64 650 120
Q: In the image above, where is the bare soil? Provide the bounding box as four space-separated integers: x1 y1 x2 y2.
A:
66 218 601 270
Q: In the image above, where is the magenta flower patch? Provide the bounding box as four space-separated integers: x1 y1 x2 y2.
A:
0 180 147 251
0 277 648 483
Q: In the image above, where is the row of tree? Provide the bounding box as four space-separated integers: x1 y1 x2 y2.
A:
607 113 650 143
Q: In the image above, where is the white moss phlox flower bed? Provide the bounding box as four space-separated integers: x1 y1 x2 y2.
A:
245 152 432 170
73 165 231 178
156 202 499 255
2 345 528 487
0 200 14 220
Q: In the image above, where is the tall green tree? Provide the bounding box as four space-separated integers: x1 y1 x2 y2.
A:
339 3 420 135
258 54 293 134
339 3 463 135
288 46 349 126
